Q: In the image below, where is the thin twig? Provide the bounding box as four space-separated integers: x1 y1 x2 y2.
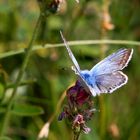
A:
0 14 41 136
0 39 139 59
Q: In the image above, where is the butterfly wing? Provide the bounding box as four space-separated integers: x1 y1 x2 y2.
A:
60 31 80 74
60 31 92 94
90 48 133 75
88 48 133 96
95 71 128 94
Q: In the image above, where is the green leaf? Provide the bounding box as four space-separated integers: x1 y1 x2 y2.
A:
12 103 44 116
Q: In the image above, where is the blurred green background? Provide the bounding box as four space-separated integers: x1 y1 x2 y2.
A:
0 0 140 140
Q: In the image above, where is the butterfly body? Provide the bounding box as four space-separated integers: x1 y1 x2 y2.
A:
79 70 112 96
60 32 133 97
80 70 95 87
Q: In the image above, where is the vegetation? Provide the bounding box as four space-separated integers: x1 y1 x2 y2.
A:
0 0 140 140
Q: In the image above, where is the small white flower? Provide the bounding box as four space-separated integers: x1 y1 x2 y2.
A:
38 122 50 139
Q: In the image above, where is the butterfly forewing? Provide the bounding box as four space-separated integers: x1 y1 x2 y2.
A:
60 31 81 73
90 48 133 75
60 31 93 95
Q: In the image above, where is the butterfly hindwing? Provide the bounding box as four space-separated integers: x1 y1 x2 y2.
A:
95 71 128 94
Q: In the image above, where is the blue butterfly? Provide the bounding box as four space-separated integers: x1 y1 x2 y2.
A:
60 31 133 96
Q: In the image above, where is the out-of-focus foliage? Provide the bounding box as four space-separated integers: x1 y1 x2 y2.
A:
0 0 140 140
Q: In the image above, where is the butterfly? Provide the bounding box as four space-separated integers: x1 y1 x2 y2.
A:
60 31 133 96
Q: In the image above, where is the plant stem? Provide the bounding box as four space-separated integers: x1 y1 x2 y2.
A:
73 131 81 140
0 14 41 136
0 39 139 59
98 0 111 138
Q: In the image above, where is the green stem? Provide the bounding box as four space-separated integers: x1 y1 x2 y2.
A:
73 131 81 140
0 14 41 136
0 39 139 59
